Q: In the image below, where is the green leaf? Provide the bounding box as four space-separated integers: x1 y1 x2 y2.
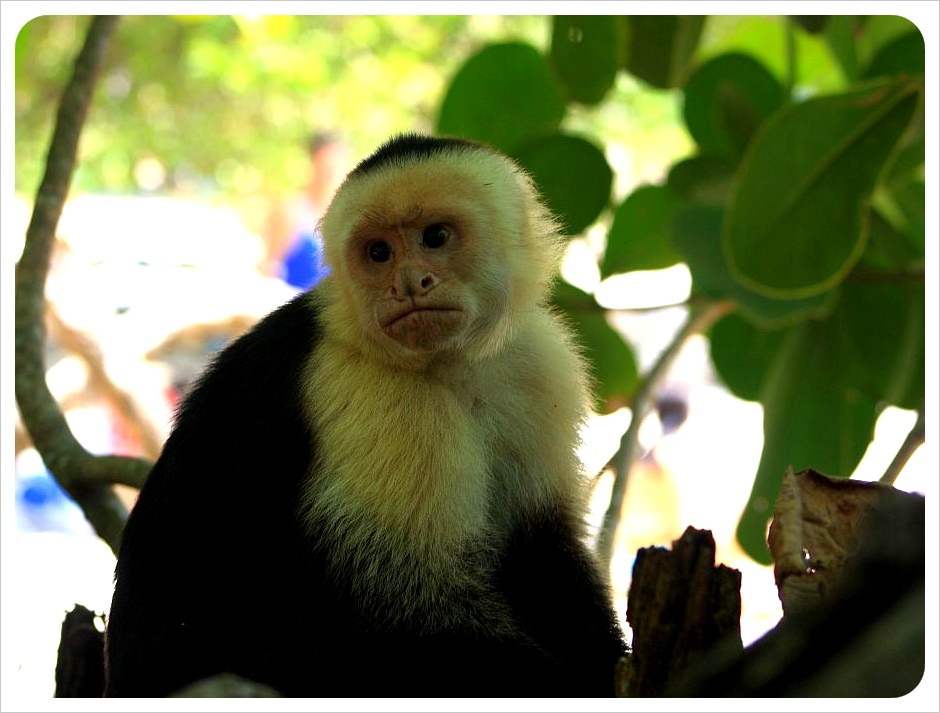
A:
570 312 639 414
15 17 38 87
437 42 566 153
824 15 863 82
856 15 922 69
513 134 612 236
551 277 601 314
862 30 925 79
672 206 836 327
666 155 736 207
550 282 638 413
723 77 922 298
840 280 925 409
683 53 784 161
891 176 926 251
709 313 787 402
601 185 681 277
695 16 844 93
793 16 830 35
899 348 925 413
859 208 923 271
886 136 926 193
877 135 926 252
550 16 625 105
623 16 705 89
736 318 880 563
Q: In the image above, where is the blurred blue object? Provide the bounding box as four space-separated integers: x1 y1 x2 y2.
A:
280 229 330 291
15 467 94 535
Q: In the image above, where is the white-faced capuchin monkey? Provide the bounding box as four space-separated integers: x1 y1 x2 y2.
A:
105 134 628 698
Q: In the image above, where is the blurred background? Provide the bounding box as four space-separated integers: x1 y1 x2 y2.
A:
7 12 933 699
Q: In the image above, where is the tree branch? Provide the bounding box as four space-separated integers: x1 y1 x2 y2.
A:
880 403 925 486
47 307 165 462
596 299 734 568
14 15 150 556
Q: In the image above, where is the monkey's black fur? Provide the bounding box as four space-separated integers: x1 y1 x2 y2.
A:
106 294 322 697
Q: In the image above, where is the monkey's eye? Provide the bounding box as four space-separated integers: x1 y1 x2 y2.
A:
421 224 450 249
368 241 392 263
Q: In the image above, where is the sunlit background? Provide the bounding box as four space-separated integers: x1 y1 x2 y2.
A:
5 11 934 701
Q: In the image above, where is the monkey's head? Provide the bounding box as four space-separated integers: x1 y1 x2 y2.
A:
319 134 563 366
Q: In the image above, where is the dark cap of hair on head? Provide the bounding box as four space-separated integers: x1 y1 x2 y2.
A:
350 133 483 178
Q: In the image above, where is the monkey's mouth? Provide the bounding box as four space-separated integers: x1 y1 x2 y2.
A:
381 307 465 349
381 306 461 330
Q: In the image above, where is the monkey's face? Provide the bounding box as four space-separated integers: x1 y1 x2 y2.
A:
345 212 497 354
320 148 555 364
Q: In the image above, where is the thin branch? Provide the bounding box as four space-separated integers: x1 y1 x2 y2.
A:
47 307 165 461
596 299 735 568
880 404 925 486
14 15 150 556
607 300 697 315
566 293 718 318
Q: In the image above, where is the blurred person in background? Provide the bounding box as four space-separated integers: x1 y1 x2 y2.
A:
262 131 351 290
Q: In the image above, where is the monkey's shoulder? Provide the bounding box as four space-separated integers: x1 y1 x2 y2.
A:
197 292 321 389
173 292 321 419
139 292 323 502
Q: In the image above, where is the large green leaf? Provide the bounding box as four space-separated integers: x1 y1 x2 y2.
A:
823 15 863 82
570 311 639 414
723 77 922 298
550 16 625 105
695 15 844 93
840 280 925 410
513 134 612 236
855 15 922 70
792 16 830 35
601 185 681 277
713 279 924 410
862 30 925 80
709 313 787 403
622 15 704 89
858 208 923 272
878 136 926 251
672 205 836 327
666 155 736 207
551 277 601 314
550 281 638 413
683 53 783 161
437 42 566 153
736 317 880 563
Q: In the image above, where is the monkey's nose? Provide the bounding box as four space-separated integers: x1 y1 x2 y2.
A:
419 273 437 293
391 267 437 298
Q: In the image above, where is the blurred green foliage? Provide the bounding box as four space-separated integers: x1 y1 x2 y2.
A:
15 14 694 208
14 15 544 197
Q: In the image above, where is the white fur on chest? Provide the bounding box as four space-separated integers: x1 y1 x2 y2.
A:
301 344 491 551
297 310 590 615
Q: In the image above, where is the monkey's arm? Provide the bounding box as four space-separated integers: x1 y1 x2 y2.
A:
106 293 323 697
